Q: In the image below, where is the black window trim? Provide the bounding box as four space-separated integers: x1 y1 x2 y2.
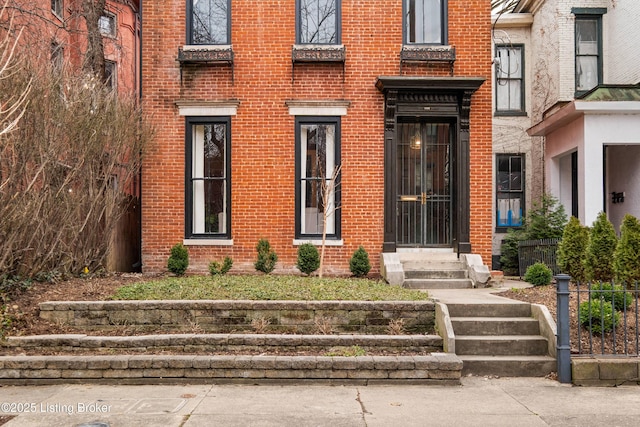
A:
295 0 342 45
573 9 606 97
402 0 448 46
185 116 232 239
495 153 525 232
186 0 231 45
494 44 526 116
295 116 342 239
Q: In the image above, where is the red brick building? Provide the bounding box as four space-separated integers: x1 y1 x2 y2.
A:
141 0 493 276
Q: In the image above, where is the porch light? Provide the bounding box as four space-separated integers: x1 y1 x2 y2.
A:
410 133 421 150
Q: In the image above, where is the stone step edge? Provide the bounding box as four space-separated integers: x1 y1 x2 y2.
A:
3 333 443 350
0 353 462 384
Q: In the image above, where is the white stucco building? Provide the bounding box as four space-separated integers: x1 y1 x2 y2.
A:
492 0 640 267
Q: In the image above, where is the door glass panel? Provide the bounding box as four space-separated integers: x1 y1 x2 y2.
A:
397 122 451 246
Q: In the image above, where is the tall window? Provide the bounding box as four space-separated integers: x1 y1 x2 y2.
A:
186 118 231 239
51 0 63 18
296 118 341 238
575 15 602 93
404 0 447 45
496 154 524 228
297 0 340 44
104 60 116 90
51 42 64 70
495 45 525 114
188 0 230 45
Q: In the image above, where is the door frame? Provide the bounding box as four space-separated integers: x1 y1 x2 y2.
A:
376 76 484 254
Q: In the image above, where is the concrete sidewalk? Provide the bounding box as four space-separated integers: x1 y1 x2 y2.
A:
1 376 640 426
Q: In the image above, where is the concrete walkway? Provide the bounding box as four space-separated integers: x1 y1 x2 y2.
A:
1 376 640 426
427 278 534 304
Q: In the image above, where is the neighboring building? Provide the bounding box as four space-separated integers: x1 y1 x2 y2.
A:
492 0 640 268
7 0 139 95
141 1 493 276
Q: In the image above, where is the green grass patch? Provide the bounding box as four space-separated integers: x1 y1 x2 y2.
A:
112 275 429 301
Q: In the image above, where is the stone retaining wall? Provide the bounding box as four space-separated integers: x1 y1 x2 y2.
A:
39 300 435 334
0 354 462 385
3 333 443 354
572 357 640 386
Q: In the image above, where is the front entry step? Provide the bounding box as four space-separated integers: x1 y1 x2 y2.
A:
447 302 556 377
400 253 473 289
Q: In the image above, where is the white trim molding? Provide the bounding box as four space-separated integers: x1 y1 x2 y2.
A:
293 239 344 246
183 239 234 246
286 100 350 116
176 100 240 117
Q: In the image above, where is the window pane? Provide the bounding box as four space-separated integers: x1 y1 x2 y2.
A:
496 46 523 111
300 0 337 44
192 0 228 44
99 14 115 36
406 0 442 44
192 123 227 235
300 123 336 235
576 56 598 91
576 20 598 55
497 194 522 227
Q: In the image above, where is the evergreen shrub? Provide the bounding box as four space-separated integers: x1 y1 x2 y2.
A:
255 239 278 274
585 212 617 282
523 262 553 286
209 257 233 275
167 243 189 276
579 299 620 335
613 214 640 286
349 246 371 277
556 216 590 283
296 243 320 276
590 282 633 311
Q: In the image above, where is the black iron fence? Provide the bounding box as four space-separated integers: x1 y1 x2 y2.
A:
518 238 560 277
556 275 640 383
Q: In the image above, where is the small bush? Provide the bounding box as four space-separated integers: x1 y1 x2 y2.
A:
523 262 553 286
209 257 233 275
297 243 320 276
349 246 371 277
167 243 189 276
579 299 621 335
590 282 634 311
254 239 278 274
499 229 525 276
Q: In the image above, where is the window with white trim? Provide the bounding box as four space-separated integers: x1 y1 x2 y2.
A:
296 117 341 238
185 117 231 239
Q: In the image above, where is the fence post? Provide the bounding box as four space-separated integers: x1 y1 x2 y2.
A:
555 274 571 383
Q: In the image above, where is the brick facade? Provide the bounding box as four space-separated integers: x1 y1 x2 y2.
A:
141 0 493 275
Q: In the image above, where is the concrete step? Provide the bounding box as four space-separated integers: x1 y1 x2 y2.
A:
405 269 468 280
403 278 473 290
460 355 556 377
446 303 532 318
451 317 541 336
402 260 466 270
455 335 549 356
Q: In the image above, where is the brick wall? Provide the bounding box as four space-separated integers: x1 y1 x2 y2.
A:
141 0 493 274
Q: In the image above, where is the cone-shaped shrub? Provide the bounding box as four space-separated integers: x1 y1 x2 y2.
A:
614 214 640 286
349 246 371 277
585 212 617 282
297 243 320 276
556 216 590 283
255 239 278 274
